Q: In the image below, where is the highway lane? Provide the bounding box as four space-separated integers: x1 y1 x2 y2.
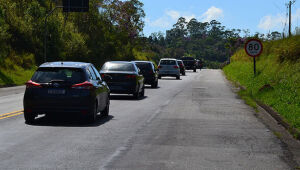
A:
0 70 296 169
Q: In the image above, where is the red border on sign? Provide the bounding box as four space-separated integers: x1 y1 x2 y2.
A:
244 38 263 57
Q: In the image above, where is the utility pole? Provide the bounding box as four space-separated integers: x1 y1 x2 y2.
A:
289 1 292 37
288 0 296 37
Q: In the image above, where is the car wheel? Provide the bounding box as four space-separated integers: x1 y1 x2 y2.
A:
158 75 161 79
133 85 140 99
176 75 180 80
140 85 145 97
152 80 158 88
87 102 97 123
183 72 185 76
24 111 35 124
193 68 196 72
101 99 110 117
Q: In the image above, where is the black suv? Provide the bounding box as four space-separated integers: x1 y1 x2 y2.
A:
180 57 197 72
134 61 158 88
23 62 110 123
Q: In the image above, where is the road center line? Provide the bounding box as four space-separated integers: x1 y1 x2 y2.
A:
0 110 23 117
0 112 23 120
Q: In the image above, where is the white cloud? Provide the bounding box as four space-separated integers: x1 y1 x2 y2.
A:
149 16 172 28
147 7 224 29
201 6 224 22
258 8 300 31
166 10 180 20
258 14 285 30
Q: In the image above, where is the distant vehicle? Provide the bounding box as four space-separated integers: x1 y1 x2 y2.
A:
196 59 203 70
100 61 145 99
158 58 180 80
180 57 197 72
176 60 186 76
23 62 110 123
133 61 158 88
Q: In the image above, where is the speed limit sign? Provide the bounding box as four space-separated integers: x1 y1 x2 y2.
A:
245 39 263 76
245 39 263 57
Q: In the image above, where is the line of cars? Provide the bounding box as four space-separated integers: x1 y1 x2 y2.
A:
23 57 199 123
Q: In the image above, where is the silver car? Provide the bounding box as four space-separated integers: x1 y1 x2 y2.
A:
158 58 180 79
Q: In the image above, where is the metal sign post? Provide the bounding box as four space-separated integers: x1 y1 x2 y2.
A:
245 39 263 76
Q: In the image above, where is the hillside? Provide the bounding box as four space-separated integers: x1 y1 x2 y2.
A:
223 36 300 132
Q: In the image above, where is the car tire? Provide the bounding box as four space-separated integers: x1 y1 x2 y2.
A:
101 99 110 117
193 68 196 72
24 111 35 124
140 85 145 97
133 85 140 99
87 102 97 123
183 72 185 76
152 80 158 88
176 75 180 80
158 75 161 79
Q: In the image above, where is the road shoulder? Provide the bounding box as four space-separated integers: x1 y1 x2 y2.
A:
224 71 300 168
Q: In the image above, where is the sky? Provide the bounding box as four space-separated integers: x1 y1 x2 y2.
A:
141 0 300 36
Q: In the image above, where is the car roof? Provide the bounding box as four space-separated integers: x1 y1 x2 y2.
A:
177 60 183 61
39 61 91 68
160 58 177 61
105 61 135 64
133 61 153 64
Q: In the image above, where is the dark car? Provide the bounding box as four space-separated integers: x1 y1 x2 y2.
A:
23 62 110 123
100 61 145 99
180 57 197 72
196 59 203 70
177 60 186 76
133 61 158 88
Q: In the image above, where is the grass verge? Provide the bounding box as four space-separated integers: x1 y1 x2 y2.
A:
223 36 300 132
0 66 36 87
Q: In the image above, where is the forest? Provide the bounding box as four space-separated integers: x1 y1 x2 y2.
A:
0 0 284 85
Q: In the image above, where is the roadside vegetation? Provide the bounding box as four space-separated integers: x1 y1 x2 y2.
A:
223 35 300 132
0 0 145 86
0 0 287 86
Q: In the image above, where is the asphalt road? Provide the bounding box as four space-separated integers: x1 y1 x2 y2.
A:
0 69 296 169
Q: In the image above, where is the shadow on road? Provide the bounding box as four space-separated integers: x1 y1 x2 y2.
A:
159 77 182 80
28 114 114 127
144 85 160 89
110 95 148 101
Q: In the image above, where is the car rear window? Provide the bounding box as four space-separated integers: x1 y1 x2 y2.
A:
101 63 135 72
135 63 152 71
177 61 183 65
160 60 176 65
31 68 86 84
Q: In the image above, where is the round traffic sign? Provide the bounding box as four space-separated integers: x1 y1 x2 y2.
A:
245 39 263 57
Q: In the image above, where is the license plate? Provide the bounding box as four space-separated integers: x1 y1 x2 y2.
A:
48 89 66 95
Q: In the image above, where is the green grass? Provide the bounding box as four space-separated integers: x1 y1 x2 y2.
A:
0 66 36 86
223 36 300 132
237 90 258 112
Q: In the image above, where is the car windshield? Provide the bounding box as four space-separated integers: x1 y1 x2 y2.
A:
135 63 152 72
160 60 176 65
102 63 135 72
31 68 85 84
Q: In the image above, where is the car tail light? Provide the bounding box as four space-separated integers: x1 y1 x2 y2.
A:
101 74 105 79
26 80 42 89
173 66 179 69
126 75 136 79
158 65 162 69
71 81 94 90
